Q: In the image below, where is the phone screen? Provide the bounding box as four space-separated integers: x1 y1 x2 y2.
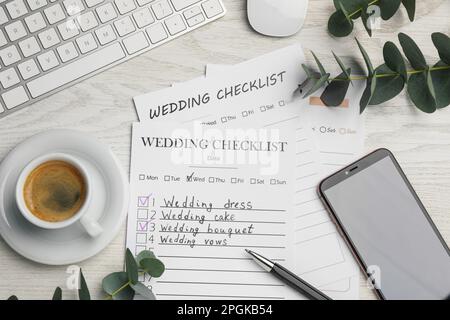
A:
322 151 450 300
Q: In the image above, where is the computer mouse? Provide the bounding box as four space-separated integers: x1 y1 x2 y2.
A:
247 0 309 37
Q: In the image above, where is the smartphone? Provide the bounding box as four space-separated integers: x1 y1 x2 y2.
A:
319 148 450 300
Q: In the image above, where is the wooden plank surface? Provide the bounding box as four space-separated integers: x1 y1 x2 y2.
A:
0 0 449 300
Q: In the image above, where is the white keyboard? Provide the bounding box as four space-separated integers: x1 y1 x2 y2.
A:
0 0 225 118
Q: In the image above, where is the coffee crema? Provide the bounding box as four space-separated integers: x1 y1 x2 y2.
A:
23 160 86 222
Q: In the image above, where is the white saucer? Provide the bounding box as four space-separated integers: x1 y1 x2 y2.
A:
0 129 129 265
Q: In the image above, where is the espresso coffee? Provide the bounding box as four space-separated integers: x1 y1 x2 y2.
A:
23 160 86 222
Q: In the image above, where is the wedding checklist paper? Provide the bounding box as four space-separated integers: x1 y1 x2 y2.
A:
128 121 304 299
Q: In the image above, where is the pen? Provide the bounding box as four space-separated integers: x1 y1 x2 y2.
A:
245 249 332 300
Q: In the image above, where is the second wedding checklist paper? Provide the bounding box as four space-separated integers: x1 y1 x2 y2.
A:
128 45 364 299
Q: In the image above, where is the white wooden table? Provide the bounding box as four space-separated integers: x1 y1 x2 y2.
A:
0 0 449 300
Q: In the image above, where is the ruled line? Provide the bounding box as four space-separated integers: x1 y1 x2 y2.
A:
166 268 267 273
296 172 318 180
320 151 354 155
263 116 299 128
160 218 286 224
156 293 284 299
160 206 286 212
158 255 285 262
157 280 284 287
296 161 314 167
158 243 285 249
159 231 285 237
295 197 320 206
295 208 325 218
188 166 238 169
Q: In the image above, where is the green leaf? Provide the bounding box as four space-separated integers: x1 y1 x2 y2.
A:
332 52 351 81
360 4 372 37
52 287 62 300
125 248 139 285
320 69 351 107
311 51 327 76
407 72 437 113
7 295 18 300
78 269 91 300
130 282 156 300
401 0 416 21
356 38 374 76
431 32 450 65
303 74 330 98
136 250 156 265
398 33 427 70
103 272 135 300
328 8 354 37
360 75 377 113
378 0 401 20
383 41 407 80
431 61 450 108
140 258 166 278
369 64 405 105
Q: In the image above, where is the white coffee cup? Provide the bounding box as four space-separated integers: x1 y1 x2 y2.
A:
15 153 103 237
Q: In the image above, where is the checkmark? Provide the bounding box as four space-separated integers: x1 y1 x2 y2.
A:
138 194 152 207
186 172 195 182
137 221 150 231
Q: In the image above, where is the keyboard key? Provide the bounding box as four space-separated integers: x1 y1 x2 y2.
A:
18 37 40 57
170 0 200 11
136 0 152 6
2 86 29 109
38 50 59 71
78 11 98 31
164 14 186 35
114 16 135 36
146 23 167 44
123 31 148 54
85 0 104 7
44 3 66 24
0 68 20 88
38 28 60 49
76 33 98 53
63 0 85 15
0 30 7 47
25 12 47 33
95 25 117 45
133 8 155 28
18 59 40 79
114 0 136 15
6 0 28 19
0 7 9 25
151 0 173 20
183 6 201 19
0 104 4 114
96 3 117 23
186 13 204 27
58 19 80 40
5 21 27 42
201 0 223 18
0 45 21 66
57 42 79 62
27 0 47 10
27 43 125 98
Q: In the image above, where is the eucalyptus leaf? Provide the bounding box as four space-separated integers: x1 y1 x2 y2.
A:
303 74 330 98
355 38 374 76
7 295 18 300
431 61 450 108
328 9 354 37
360 4 372 37
130 282 156 300
136 250 156 266
332 52 351 81
431 32 450 65
360 75 377 113
78 269 90 301
407 72 437 113
311 51 327 76
401 0 416 21
125 248 139 285
378 0 401 20
320 69 351 107
383 41 407 80
52 287 62 300
103 272 135 300
369 64 405 105
398 32 427 70
140 258 166 278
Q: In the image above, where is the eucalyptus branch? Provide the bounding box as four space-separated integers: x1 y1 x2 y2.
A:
329 0 416 37
299 32 450 114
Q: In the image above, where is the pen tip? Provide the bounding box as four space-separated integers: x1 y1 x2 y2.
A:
245 249 250 254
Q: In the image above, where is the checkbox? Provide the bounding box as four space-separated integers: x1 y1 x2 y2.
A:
231 177 237 184
209 177 215 183
136 233 147 244
164 175 170 181
135 245 146 255
137 209 148 220
221 117 227 123
270 179 276 185
138 196 150 207
260 106 266 112
242 111 248 117
278 100 285 106
139 174 145 181
137 220 149 232
250 178 256 184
